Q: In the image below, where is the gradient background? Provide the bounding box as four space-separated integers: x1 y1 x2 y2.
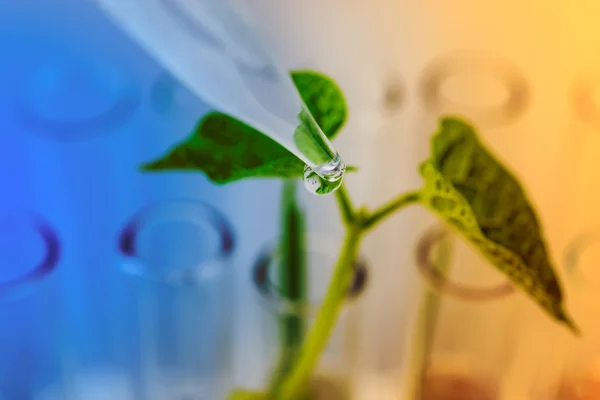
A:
1 0 600 399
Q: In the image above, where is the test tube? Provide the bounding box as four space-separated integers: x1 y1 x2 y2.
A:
527 229 600 400
397 224 518 400
0 211 63 399
116 199 236 400
251 233 368 400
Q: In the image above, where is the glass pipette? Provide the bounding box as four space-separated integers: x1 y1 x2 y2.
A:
91 0 346 194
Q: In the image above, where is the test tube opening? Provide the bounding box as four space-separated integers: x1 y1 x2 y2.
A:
415 225 515 302
117 199 235 286
252 232 368 317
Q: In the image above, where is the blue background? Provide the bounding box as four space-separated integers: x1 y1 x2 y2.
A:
0 0 283 397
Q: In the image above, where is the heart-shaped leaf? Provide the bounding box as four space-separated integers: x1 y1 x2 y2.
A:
141 70 353 183
419 117 577 333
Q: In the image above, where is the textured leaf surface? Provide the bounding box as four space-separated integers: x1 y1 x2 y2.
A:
141 71 350 183
419 117 577 332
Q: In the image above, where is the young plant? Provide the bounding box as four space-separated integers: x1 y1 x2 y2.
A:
142 70 579 400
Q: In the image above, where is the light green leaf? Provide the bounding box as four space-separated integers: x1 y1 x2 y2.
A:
140 70 350 183
418 117 578 333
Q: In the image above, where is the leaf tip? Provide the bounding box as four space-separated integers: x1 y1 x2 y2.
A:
558 311 581 337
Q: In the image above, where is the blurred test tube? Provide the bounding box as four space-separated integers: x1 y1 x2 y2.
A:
0 210 64 399
395 224 520 400
251 233 368 399
527 229 600 400
117 200 236 400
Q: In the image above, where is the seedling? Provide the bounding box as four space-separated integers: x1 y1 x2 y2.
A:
142 70 578 400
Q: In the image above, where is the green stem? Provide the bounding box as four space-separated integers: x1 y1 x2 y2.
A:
364 190 421 230
275 224 364 400
270 180 307 390
334 184 355 227
227 187 423 400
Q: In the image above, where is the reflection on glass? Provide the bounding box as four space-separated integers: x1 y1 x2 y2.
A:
401 225 518 400
0 210 63 398
117 199 235 400
252 233 368 400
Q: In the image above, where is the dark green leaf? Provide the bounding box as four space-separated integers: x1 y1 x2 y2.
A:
141 70 349 184
418 117 578 333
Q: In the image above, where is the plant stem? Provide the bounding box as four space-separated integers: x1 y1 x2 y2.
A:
271 181 307 389
275 224 364 400
334 184 355 227
364 190 421 230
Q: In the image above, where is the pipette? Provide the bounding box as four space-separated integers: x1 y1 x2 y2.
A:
91 0 346 194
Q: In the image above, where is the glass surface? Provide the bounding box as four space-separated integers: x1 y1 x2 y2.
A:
0 1 247 398
0 211 64 399
397 224 518 400
116 200 236 400
528 229 600 400
252 233 368 399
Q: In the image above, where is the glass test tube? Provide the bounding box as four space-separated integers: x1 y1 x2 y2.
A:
0 211 63 400
117 200 236 400
398 225 519 400
527 229 600 400
252 233 368 400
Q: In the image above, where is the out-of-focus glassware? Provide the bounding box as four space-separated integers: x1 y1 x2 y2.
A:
0 210 63 399
526 228 600 400
396 224 519 400
116 199 236 400
252 233 368 400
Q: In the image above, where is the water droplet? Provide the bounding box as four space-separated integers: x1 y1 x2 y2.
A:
302 154 345 196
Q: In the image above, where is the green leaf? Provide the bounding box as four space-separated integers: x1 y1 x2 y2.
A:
418 117 578 333
141 70 349 184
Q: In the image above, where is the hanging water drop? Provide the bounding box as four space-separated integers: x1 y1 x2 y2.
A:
302 153 345 196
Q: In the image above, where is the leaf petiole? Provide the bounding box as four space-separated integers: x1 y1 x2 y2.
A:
364 190 421 230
